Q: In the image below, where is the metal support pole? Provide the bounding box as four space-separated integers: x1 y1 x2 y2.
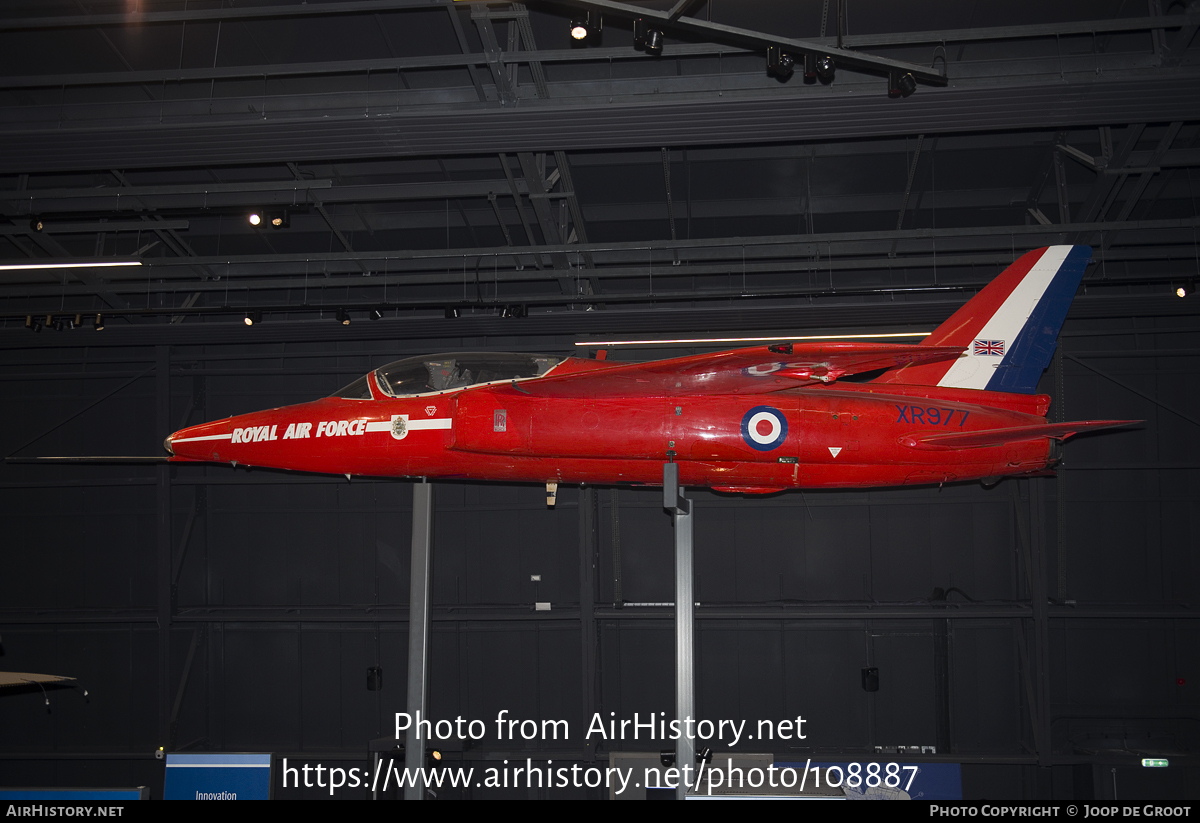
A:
404 479 433 800
579 488 600 770
155 345 172 751
664 463 695 799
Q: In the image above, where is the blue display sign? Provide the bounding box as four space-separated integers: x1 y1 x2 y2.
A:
163 753 273 800
774 761 962 800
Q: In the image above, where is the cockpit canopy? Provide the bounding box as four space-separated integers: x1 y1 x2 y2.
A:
331 353 563 399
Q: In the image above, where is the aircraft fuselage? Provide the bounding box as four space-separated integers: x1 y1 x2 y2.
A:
166 366 1054 493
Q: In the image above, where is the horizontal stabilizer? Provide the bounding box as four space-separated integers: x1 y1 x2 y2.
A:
900 420 1139 450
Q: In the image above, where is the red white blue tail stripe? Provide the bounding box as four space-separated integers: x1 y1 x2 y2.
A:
876 245 1091 394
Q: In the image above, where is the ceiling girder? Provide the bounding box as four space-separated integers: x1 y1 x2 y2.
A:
3 293 1194 352
3 70 1196 174
11 244 1200 304
0 12 1190 93
1 217 1188 294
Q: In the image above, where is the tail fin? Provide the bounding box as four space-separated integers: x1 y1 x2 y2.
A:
876 245 1091 393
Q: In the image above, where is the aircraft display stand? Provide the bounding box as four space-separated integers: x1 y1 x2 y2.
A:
404 479 433 800
663 462 696 800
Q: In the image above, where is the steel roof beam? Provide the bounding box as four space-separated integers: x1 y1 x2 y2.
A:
110 216 1200 270
0 9 1193 91
0 0 451 30
11 245 1198 302
3 68 1195 173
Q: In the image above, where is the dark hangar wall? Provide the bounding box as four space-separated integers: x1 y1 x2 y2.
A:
1 0 1200 801
0 313 1197 799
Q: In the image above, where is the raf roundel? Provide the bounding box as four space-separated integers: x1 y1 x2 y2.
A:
741 405 789 452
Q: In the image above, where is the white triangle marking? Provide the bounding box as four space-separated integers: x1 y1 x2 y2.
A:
828 447 842 457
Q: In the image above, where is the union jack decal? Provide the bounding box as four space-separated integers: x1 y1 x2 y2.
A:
973 339 1005 356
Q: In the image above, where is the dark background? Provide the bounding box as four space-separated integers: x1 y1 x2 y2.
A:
0 0 1197 800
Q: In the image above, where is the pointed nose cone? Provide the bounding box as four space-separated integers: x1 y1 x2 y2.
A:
165 418 239 463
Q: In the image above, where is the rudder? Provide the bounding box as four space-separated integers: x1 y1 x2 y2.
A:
875 245 1091 394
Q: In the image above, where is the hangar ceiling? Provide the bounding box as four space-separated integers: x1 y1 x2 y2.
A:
0 0 1199 341
1 0 1198 801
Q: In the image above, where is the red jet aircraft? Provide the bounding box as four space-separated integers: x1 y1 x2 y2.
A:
165 245 1133 494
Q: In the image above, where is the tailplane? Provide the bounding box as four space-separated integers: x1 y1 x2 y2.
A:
876 245 1091 394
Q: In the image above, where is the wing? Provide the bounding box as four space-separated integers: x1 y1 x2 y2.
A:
509 343 964 398
901 420 1140 450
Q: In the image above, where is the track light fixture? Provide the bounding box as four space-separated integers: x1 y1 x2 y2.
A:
244 309 262 326
803 53 817 82
815 54 835 82
29 217 45 232
633 18 664 55
369 307 384 321
570 12 599 42
49 315 63 332
1177 282 1195 298
502 304 527 319
888 70 917 98
248 212 262 227
265 209 289 229
93 313 104 331
336 308 351 326
644 28 663 54
444 307 460 319
25 315 41 333
67 314 81 330
766 46 794 79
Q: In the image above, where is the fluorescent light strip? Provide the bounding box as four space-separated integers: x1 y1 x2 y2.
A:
0 260 142 271
576 332 931 347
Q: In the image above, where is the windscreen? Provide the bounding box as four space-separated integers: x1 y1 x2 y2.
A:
329 375 373 399
373 353 562 397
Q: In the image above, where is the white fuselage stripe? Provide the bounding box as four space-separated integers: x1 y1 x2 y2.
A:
937 245 1071 390
177 419 453 442
366 418 454 433
172 433 233 443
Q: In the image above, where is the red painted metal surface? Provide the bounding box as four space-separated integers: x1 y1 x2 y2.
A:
165 247 1136 492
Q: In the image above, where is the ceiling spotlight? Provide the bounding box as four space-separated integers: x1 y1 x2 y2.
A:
1177 282 1195 298
29 217 45 232
244 310 262 326
889 70 917 98
94 313 104 331
49 315 63 332
68 314 81 330
25 315 41 333
444 307 460 319
501 304 527 319
248 212 262 227
803 53 817 82
570 12 598 42
767 46 794 79
644 28 663 55
369 307 384 321
815 55 835 82
265 209 289 229
336 308 351 326
634 18 664 55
